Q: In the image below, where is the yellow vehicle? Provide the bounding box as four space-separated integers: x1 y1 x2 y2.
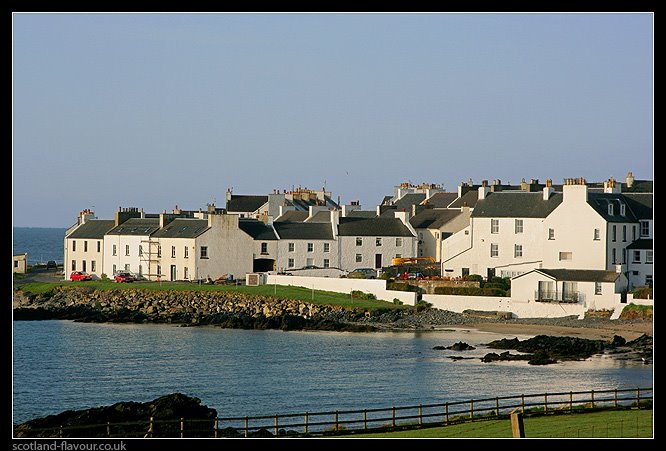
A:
391 257 435 266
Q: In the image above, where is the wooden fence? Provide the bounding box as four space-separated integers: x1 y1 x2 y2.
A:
19 387 652 438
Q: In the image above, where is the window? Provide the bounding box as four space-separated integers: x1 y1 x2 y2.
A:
490 243 499 257
593 229 600 240
261 243 269 255
126 245 130 256
548 228 555 240
435 232 439 239
559 252 573 261
608 204 614 216
646 250 653 264
514 244 523 258
184 246 188 258
376 237 382 246
91 261 96 272
307 243 314 252
395 254 401 259
124 264 130 271
622 225 627 242
622 249 626 264
288 258 294 268
139 265 142 276
356 254 362 263
82 261 86 272
633 226 637 241
112 244 117 256
139 245 143 256
97 241 101 252
620 204 626 216
612 225 616 242
112 264 116 275
72 241 76 252
640 221 650 237
633 251 641 263
612 249 616 264
84 241 88 252
324 243 330 252
515 219 523 234
157 245 162 257
71 260 76 271
157 265 161 277
356 237 362 246
396 238 403 246
323 259 330 268
306 258 314 267
184 267 189 279
595 282 602 295
171 246 176 258
200 246 208 259
288 242 295 252
646 275 653 287
491 219 499 234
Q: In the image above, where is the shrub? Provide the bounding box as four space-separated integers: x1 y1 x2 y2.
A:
393 299 403 305
351 290 377 300
101 273 108 280
379 272 393 280
463 274 483 282
433 286 506 297
631 287 653 299
415 300 432 312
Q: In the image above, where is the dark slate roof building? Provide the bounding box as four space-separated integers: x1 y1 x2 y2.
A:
106 218 161 236
275 211 309 222
226 195 268 213
305 211 332 223
626 239 653 250
346 210 378 218
622 193 653 220
535 268 621 283
392 193 426 209
410 209 464 229
448 191 480 209
421 192 458 208
67 220 116 239
151 219 209 238
586 193 638 223
238 219 278 240
338 217 414 237
472 192 563 218
273 222 334 240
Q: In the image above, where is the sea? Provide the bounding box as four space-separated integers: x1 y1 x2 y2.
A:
13 227 67 265
11 228 654 426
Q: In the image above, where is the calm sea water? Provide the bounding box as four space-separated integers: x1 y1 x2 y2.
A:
12 321 653 425
13 227 67 264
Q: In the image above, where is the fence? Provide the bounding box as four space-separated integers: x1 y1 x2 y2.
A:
17 387 652 438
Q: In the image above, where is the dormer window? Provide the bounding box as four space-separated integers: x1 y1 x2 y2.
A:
620 203 626 216
608 204 614 216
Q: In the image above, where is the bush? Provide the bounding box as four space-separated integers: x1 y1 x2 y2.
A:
351 290 377 300
101 273 108 280
393 299 403 305
433 286 507 297
386 282 421 293
415 300 432 312
463 274 483 282
631 287 653 299
379 272 393 280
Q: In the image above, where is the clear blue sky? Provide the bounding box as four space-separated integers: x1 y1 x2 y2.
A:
12 12 653 228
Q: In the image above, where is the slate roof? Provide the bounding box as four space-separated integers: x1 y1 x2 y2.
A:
392 193 426 209
380 195 393 206
226 195 268 213
238 219 278 240
534 268 620 283
151 219 209 238
622 193 653 220
67 220 116 239
587 193 638 223
472 192 563 218
273 222 334 240
106 218 161 236
410 209 463 229
346 210 378 218
275 211 308 222
448 191 479 209
305 211 331 222
626 239 653 250
338 217 414 237
421 192 458 208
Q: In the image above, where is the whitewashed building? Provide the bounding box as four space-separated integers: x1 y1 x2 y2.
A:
273 221 337 271
103 212 160 279
64 209 118 279
410 207 471 261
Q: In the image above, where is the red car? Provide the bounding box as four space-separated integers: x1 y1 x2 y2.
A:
114 272 136 283
70 271 92 281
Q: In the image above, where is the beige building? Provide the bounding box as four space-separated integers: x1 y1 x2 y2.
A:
410 207 471 261
13 253 28 274
64 209 115 279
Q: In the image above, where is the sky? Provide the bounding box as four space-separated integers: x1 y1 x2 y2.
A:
12 12 653 228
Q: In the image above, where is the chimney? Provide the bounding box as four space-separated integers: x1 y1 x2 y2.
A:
562 177 588 203
626 171 635 188
543 179 554 200
226 188 233 202
604 177 621 194
478 180 490 200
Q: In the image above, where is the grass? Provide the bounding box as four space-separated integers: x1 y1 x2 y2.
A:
346 409 653 438
13 280 409 311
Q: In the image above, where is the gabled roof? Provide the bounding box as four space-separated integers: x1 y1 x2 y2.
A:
393 193 426 209
67 220 116 239
622 193 653 220
626 239 653 250
275 211 309 222
448 191 479 209
515 268 620 283
346 210 377 218
238 219 278 240
380 195 393 206
273 222 334 240
226 195 268 213
151 219 209 238
410 209 463 229
587 193 638 223
422 192 458 208
338 217 414 237
305 211 331 223
472 192 562 218
106 218 160 236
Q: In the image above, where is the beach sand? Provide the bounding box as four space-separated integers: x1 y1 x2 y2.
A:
466 321 653 341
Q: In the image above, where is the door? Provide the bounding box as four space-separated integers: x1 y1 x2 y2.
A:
170 265 177 281
375 254 382 269
82 260 86 272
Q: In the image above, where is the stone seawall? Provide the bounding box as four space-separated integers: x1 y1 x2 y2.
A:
12 287 379 332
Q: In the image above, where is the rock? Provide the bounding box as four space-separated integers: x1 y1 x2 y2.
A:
610 335 626 346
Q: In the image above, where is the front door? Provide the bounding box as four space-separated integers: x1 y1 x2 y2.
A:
375 254 382 269
170 265 177 281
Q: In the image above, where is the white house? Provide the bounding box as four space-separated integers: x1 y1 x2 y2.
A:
273 221 337 271
103 211 161 279
64 209 117 279
409 207 471 261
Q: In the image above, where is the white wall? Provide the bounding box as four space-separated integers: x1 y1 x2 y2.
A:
103 234 146 277
265 274 417 305
153 237 197 281
276 239 338 272
65 237 104 278
197 215 255 280
339 235 415 272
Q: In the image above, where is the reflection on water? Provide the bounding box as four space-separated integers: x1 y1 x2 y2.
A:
12 321 653 424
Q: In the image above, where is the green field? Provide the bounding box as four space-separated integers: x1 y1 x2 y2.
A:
346 409 653 438
14 280 408 311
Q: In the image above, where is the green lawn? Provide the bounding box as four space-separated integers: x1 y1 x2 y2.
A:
14 280 408 311
345 409 653 438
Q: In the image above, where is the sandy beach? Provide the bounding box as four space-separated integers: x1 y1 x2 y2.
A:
467 320 653 341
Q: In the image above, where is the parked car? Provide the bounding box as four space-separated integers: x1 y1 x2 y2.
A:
70 271 92 281
300 265 321 270
114 272 136 283
46 261 58 270
347 268 377 279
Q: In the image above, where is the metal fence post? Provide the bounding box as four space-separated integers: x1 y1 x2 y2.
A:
470 400 474 420
274 415 279 437
636 388 640 406
363 410 367 432
418 405 423 425
214 417 218 438
392 407 396 429
304 412 309 434
180 418 184 438
496 398 500 418
570 392 573 412
244 416 249 438
614 389 618 408
544 393 548 413
335 411 339 432
591 390 595 409
107 421 110 438
521 394 525 414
